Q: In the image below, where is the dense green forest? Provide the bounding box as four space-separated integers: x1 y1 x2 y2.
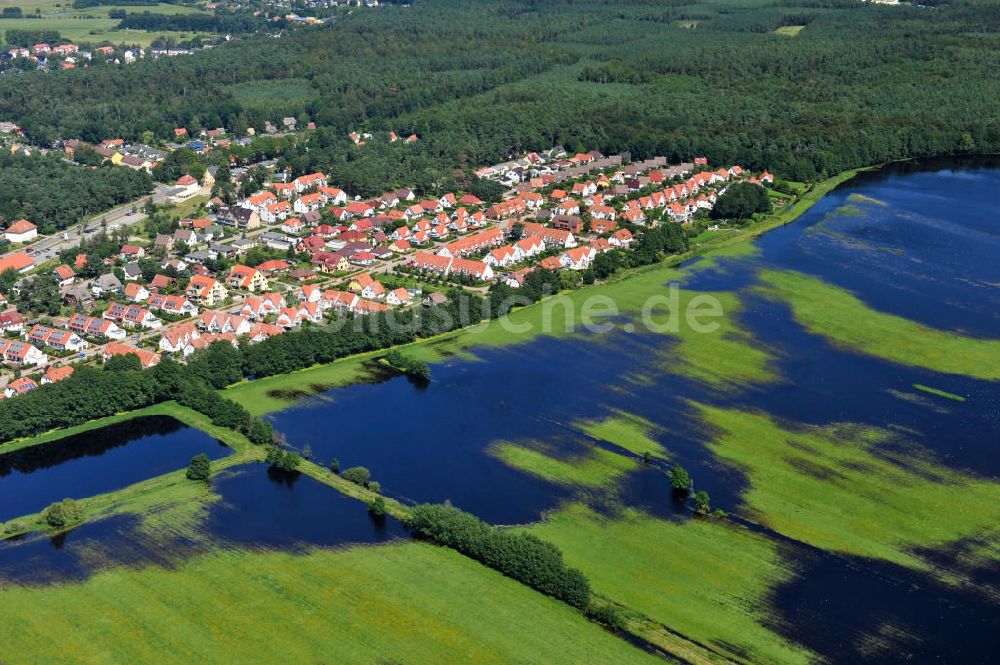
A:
0 0 998 192
0 152 153 233
116 11 273 34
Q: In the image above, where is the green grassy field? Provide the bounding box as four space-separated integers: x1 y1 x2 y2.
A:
0 541 660 665
225 351 378 415
696 402 1000 588
760 270 1000 380
0 1 210 47
528 504 815 665
0 18 207 47
0 0 200 15
228 79 318 111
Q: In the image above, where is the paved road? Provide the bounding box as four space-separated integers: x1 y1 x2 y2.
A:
3 183 174 265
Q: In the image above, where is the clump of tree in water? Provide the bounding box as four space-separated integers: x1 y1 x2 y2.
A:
384 350 430 380
670 464 725 519
368 496 387 517
265 446 301 472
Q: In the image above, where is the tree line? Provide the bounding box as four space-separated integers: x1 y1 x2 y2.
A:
407 503 591 610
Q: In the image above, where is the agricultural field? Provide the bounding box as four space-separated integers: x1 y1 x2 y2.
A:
0 0 211 47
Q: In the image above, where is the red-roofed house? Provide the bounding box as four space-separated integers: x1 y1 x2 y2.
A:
0 252 35 275
0 339 47 365
42 366 75 385
5 219 37 243
103 343 160 368
4 376 38 398
227 265 268 292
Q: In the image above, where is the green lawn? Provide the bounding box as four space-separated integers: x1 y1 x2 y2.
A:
528 504 816 665
0 0 200 15
227 79 318 110
492 429 814 664
225 352 378 415
760 270 1000 380
696 402 1000 587
0 541 660 665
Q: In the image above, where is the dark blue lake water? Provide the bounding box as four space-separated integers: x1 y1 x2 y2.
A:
0 416 230 524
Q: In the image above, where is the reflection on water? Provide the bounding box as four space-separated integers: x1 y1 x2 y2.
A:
0 464 405 586
0 416 230 524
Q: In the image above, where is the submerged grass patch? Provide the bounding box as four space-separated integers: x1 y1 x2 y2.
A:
578 411 667 459
774 25 804 36
913 384 966 402
847 193 888 206
760 270 1000 380
659 290 779 391
696 403 1000 587
489 439 637 489
528 503 815 665
0 542 659 665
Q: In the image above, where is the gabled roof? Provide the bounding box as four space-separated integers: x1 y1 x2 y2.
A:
6 219 36 234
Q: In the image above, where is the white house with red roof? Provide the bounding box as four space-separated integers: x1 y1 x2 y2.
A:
103 343 160 368
68 313 126 340
0 339 47 365
172 174 201 200
4 219 37 244
103 303 162 329
293 173 327 193
27 324 88 352
485 245 520 268
559 246 597 271
386 288 413 306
